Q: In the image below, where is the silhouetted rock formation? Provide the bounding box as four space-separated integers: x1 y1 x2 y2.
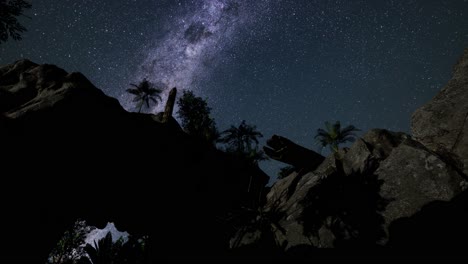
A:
387 187 468 257
0 59 269 262
231 49 468 260
3 47 468 262
412 48 468 177
163 87 177 123
233 130 464 249
264 134 325 170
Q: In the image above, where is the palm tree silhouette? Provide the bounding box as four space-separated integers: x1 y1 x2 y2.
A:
219 120 266 193
81 233 148 264
126 79 163 113
83 233 116 264
219 120 263 154
314 121 360 153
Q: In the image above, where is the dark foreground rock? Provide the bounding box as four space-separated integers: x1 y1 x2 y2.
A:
0 60 269 262
3 47 468 262
233 130 464 249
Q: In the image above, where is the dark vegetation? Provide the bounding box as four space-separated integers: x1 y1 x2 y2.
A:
0 9 369 258
314 121 360 153
0 0 31 43
49 220 149 264
176 89 268 165
177 90 219 144
48 220 95 264
41 77 362 261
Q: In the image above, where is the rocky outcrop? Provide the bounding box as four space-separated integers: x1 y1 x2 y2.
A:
3 46 468 261
412 48 468 177
264 134 325 170
233 130 464 252
0 60 269 262
231 48 468 259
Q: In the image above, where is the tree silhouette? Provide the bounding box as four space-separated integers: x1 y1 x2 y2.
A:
126 79 163 113
177 90 219 144
48 220 96 264
81 233 148 264
220 120 262 154
219 120 267 164
0 0 31 44
314 121 360 153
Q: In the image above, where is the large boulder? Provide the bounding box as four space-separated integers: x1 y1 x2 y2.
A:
375 139 464 243
232 129 465 256
412 48 468 177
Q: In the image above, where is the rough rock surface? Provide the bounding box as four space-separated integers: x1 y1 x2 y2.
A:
233 129 465 256
375 140 463 242
412 48 468 177
231 49 468 259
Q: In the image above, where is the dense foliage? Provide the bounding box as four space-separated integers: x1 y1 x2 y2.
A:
0 0 31 43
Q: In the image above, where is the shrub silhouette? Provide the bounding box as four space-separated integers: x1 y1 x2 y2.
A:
177 90 219 144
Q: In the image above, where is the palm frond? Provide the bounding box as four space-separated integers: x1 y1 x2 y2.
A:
152 93 162 102
318 138 329 146
333 121 341 134
145 98 150 108
325 121 333 132
314 121 359 152
339 136 356 144
129 83 140 89
126 88 141 95
314 129 329 138
149 97 159 104
136 100 144 109
252 131 263 138
148 88 163 94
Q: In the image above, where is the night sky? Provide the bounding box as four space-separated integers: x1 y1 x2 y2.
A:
2 0 468 183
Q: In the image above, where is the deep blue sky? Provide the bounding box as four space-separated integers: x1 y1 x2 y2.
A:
2 0 468 183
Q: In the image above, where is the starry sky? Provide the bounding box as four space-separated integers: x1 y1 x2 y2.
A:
2 0 468 183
